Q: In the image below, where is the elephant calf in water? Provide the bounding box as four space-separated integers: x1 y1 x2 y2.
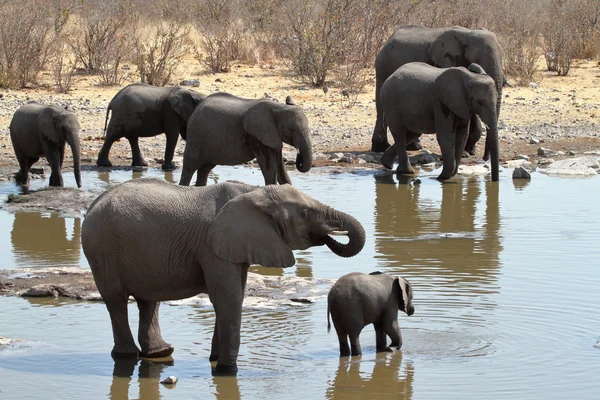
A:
179 93 313 186
82 178 365 375
328 272 414 357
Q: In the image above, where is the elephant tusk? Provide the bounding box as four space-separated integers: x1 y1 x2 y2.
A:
328 230 348 236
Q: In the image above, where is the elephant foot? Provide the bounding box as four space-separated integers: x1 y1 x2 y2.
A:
14 171 28 185
111 344 140 359
396 166 416 176
406 141 423 151
462 151 471 158
132 160 148 167
380 152 396 170
437 173 454 181
384 345 401 353
209 354 219 362
161 162 177 171
464 145 477 156
49 175 64 187
370 139 390 153
139 343 174 359
96 159 113 167
212 363 238 376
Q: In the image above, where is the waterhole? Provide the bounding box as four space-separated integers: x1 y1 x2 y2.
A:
0 166 599 399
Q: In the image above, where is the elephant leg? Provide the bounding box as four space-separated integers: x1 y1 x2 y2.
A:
374 321 388 352
276 152 292 185
136 299 174 358
205 259 247 375
465 115 483 156
209 320 219 362
43 142 64 187
390 126 414 176
434 108 457 181
59 142 66 168
253 145 278 185
453 122 470 176
162 131 178 171
349 331 362 356
406 136 423 151
14 149 34 185
97 133 119 167
380 144 397 170
128 137 148 167
383 319 402 351
195 164 216 186
179 162 196 186
336 329 351 357
105 296 140 358
371 76 391 152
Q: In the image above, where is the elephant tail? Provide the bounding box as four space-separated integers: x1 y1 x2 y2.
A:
103 106 111 137
327 302 331 333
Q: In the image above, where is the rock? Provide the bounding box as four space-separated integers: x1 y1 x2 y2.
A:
503 159 532 169
541 156 600 176
358 152 382 164
180 79 200 87
538 147 556 157
529 137 540 144
410 151 439 165
516 155 530 160
458 164 490 176
529 82 537 88
160 376 178 385
20 284 58 297
512 167 531 179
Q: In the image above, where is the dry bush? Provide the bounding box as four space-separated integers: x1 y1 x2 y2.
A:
68 1 134 85
52 42 78 93
0 1 59 88
134 22 191 86
193 0 246 73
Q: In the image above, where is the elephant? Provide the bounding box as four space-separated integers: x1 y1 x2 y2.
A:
379 62 499 182
9 102 81 188
179 93 312 186
96 83 206 170
327 271 414 357
371 25 504 155
81 178 365 375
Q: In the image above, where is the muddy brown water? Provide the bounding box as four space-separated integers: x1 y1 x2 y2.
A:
1 166 599 399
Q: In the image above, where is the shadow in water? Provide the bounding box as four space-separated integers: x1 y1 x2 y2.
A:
11 212 81 268
326 352 413 399
373 172 502 295
110 358 174 400
249 250 313 278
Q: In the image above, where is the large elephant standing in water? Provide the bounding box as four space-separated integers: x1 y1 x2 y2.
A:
82 179 365 375
371 25 504 154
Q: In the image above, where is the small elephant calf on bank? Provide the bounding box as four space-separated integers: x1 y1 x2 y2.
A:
327 272 414 357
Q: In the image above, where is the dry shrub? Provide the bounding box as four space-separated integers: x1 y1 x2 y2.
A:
134 22 191 86
0 1 59 88
52 42 78 93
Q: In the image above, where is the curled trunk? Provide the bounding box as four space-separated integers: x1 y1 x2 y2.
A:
323 209 366 258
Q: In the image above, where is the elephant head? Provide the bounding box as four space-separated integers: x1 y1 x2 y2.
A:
39 107 82 188
429 28 504 122
435 67 499 181
168 88 206 139
207 185 365 267
242 97 313 173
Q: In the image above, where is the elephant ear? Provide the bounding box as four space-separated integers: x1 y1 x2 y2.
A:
429 30 467 68
242 101 283 150
38 108 61 143
207 189 295 268
168 89 198 121
396 277 414 316
435 68 471 120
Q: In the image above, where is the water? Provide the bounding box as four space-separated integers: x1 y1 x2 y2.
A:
1 166 599 399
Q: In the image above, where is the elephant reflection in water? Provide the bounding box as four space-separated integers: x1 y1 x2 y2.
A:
326 352 414 399
109 358 241 400
373 173 501 290
11 212 81 268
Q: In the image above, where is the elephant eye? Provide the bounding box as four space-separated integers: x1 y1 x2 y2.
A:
301 209 310 220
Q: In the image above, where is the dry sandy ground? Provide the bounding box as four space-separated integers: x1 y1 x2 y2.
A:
0 56 599 178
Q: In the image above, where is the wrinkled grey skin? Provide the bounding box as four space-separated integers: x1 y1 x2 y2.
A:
179 93 313 186
82 178 365 375
97 83 206 170
372 25 504 155
380 62 499 182
327 272 414 357
9 102 81 188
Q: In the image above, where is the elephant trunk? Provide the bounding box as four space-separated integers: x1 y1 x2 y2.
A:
294 130 313 173
67 133 82 188
322 208 366 258
480 110 499 182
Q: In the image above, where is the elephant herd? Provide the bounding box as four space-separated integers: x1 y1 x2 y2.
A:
6 24 506 375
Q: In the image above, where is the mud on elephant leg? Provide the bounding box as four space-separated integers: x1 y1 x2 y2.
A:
137 299 174 358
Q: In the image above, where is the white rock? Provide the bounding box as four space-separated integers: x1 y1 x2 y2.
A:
541 156 600 176
503 159 532 169
457 164 490 176
529 137 540 144
160 376 178 385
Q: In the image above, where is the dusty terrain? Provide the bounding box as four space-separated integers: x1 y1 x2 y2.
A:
0 57 599 180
